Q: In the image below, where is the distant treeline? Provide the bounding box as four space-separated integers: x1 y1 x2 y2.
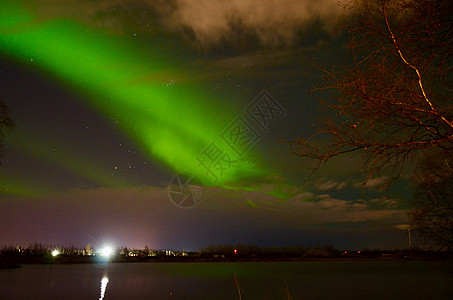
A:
1 242 451 268
2 242 447 260
0 243 79 257
199 244 338 258
198 244 453 260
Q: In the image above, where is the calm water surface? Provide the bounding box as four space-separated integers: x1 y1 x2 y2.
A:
0 261 451 299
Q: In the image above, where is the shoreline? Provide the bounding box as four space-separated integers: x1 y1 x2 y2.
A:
2 255 451 268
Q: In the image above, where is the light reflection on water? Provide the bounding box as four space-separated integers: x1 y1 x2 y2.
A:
99 275 109 300
0 261 451 299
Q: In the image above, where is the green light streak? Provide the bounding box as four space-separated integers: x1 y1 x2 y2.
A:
0 173 54 197
8 131 127 187
0 1 270 188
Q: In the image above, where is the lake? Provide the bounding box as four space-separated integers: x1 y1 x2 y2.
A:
0 261 451 299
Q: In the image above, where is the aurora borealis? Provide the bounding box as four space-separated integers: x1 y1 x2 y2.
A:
1 0 412 250
0 0 272 190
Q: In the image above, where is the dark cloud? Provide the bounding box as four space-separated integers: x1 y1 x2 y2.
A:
26 0 344 47
165 0 343 47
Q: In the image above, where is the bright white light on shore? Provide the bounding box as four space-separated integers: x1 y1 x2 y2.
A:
101 246 113 257
51 250 60 257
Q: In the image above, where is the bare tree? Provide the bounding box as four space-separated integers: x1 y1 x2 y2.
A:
410 150 453 250
0 98 14 163
289 0 453 183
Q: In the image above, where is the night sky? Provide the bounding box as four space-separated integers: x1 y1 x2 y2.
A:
1 0 411 251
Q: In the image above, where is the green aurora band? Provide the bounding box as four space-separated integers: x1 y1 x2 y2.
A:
7 131 128 188
0 1 284 195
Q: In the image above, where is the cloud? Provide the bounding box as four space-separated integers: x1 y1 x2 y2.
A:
28 0 343 47
291 192 315 200
369 197 399 209
284 193 406 224
317 197 350 210
353 177 388 189
187 49 301 80
314 194 368 212
313 178 348 191
202 187 406 225
165 0 343 47
394 224 410 230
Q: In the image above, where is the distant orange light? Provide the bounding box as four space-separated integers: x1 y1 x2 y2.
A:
344 251 347 254
358 251 361 254
234 249 237 255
